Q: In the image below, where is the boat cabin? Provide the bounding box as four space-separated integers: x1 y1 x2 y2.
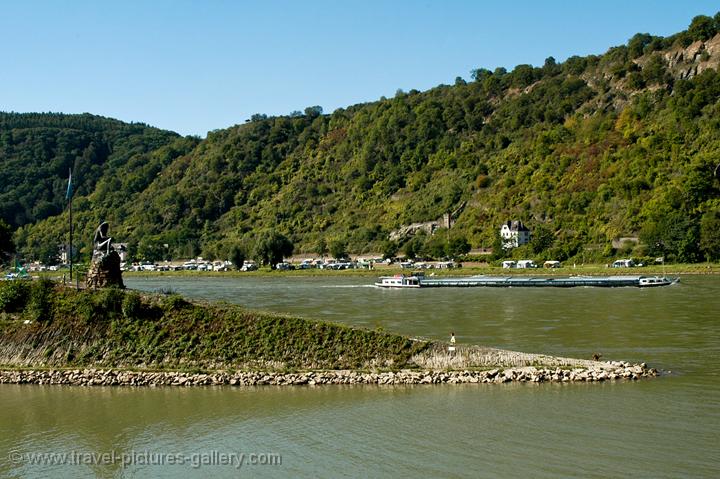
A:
375 274 422 288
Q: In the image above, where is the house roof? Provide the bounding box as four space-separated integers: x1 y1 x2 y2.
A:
503 220 529 232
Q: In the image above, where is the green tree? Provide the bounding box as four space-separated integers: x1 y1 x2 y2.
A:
628 33 654 58
402 236 424 260
640 212 701 263
700 209 720 261
642 53 668 85
315 237 328 258
421 232 448 259
530 224 555 254
0 219 14 265
381 240 399 260
447 236 471 258
229 245 246 270
329 239 348 259
688 15 717 41
252 229 294 267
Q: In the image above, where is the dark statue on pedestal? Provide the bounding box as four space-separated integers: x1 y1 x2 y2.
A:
86 221 124 289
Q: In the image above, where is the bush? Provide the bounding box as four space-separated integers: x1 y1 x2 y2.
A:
163 294 190 312
27 278 55 323
96 287 125 315
0 280 30 313
122 291 143 319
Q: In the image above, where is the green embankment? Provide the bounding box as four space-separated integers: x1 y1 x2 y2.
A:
0 280 428 371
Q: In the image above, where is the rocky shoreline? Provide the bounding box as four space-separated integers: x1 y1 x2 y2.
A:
0 362 658 387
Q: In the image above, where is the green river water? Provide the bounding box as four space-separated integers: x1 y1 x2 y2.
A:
1 275 718 478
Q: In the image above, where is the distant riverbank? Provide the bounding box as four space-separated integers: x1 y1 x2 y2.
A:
114 261 718 279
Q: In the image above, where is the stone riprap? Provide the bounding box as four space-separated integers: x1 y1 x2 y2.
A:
0 362 658 387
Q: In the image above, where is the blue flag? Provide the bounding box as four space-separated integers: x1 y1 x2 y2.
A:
66 169 73 200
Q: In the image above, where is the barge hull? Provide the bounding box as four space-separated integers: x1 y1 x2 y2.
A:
415 275 677 288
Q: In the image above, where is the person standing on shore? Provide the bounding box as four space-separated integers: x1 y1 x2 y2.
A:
449 332 456 354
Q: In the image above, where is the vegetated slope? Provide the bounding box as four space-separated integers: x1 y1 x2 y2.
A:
12 17 720 263
0 280 427 370
1 113 198 262
0 112 187 227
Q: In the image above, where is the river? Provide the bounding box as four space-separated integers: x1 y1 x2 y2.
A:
1 275 718 478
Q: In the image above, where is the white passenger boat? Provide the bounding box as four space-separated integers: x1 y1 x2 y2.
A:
638 276 677 287
374 274 422 288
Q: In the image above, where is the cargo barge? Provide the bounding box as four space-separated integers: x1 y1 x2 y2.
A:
374 274 679 288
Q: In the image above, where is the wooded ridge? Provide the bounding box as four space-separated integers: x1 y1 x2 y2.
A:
2 15 720 264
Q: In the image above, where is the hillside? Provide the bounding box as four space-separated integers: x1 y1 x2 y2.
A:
4 15 720 264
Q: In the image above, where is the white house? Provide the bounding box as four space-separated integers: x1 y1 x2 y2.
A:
500 220 531 249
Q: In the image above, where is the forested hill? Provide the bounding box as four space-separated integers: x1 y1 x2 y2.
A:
0 112 186 228
6 15 720 264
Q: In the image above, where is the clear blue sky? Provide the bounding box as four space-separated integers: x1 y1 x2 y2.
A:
2 1 718 136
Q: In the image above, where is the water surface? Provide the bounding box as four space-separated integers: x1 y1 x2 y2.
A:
1 275 718 478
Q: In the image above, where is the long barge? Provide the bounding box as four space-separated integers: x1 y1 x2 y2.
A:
375 274 678 288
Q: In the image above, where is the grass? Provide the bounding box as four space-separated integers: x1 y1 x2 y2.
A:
0 281 429 371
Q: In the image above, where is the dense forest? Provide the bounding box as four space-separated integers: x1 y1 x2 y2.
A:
2 15 720 265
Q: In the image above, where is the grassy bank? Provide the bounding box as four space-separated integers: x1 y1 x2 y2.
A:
0 280 428 371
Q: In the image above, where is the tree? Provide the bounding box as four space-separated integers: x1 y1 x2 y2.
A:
329 239 348 260
304 106 323 118
0 219 15 264
402 236 424 260
447 236 471 258
230 245 246 270
688 15 716 41
381 240 399 260
642 53 668 85
315 237 328 258
640 212 701 263
421 234 447 259
530 224 555 254
700 209 720 261
252 229 294 267
628 33 653 59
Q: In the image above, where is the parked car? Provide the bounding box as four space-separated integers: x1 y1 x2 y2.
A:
240 261 258 272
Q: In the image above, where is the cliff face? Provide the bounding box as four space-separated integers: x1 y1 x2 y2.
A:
663 36 720 79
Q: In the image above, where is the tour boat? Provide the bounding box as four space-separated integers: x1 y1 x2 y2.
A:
374 274 422 288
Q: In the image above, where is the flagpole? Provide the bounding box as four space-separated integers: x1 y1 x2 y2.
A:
69 193 73 285
67 168 73 286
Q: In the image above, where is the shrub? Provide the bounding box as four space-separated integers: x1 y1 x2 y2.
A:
27 278 55 323
163 294 190 311
96 287 125 315
0 280 30 313
122 291 143 319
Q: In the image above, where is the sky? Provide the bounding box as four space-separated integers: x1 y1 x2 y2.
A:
2 0 719 136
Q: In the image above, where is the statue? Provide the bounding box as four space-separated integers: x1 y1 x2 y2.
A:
86 221 124 289
93 221 112 257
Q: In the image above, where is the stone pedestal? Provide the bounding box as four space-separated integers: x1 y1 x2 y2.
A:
86 251 124 289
